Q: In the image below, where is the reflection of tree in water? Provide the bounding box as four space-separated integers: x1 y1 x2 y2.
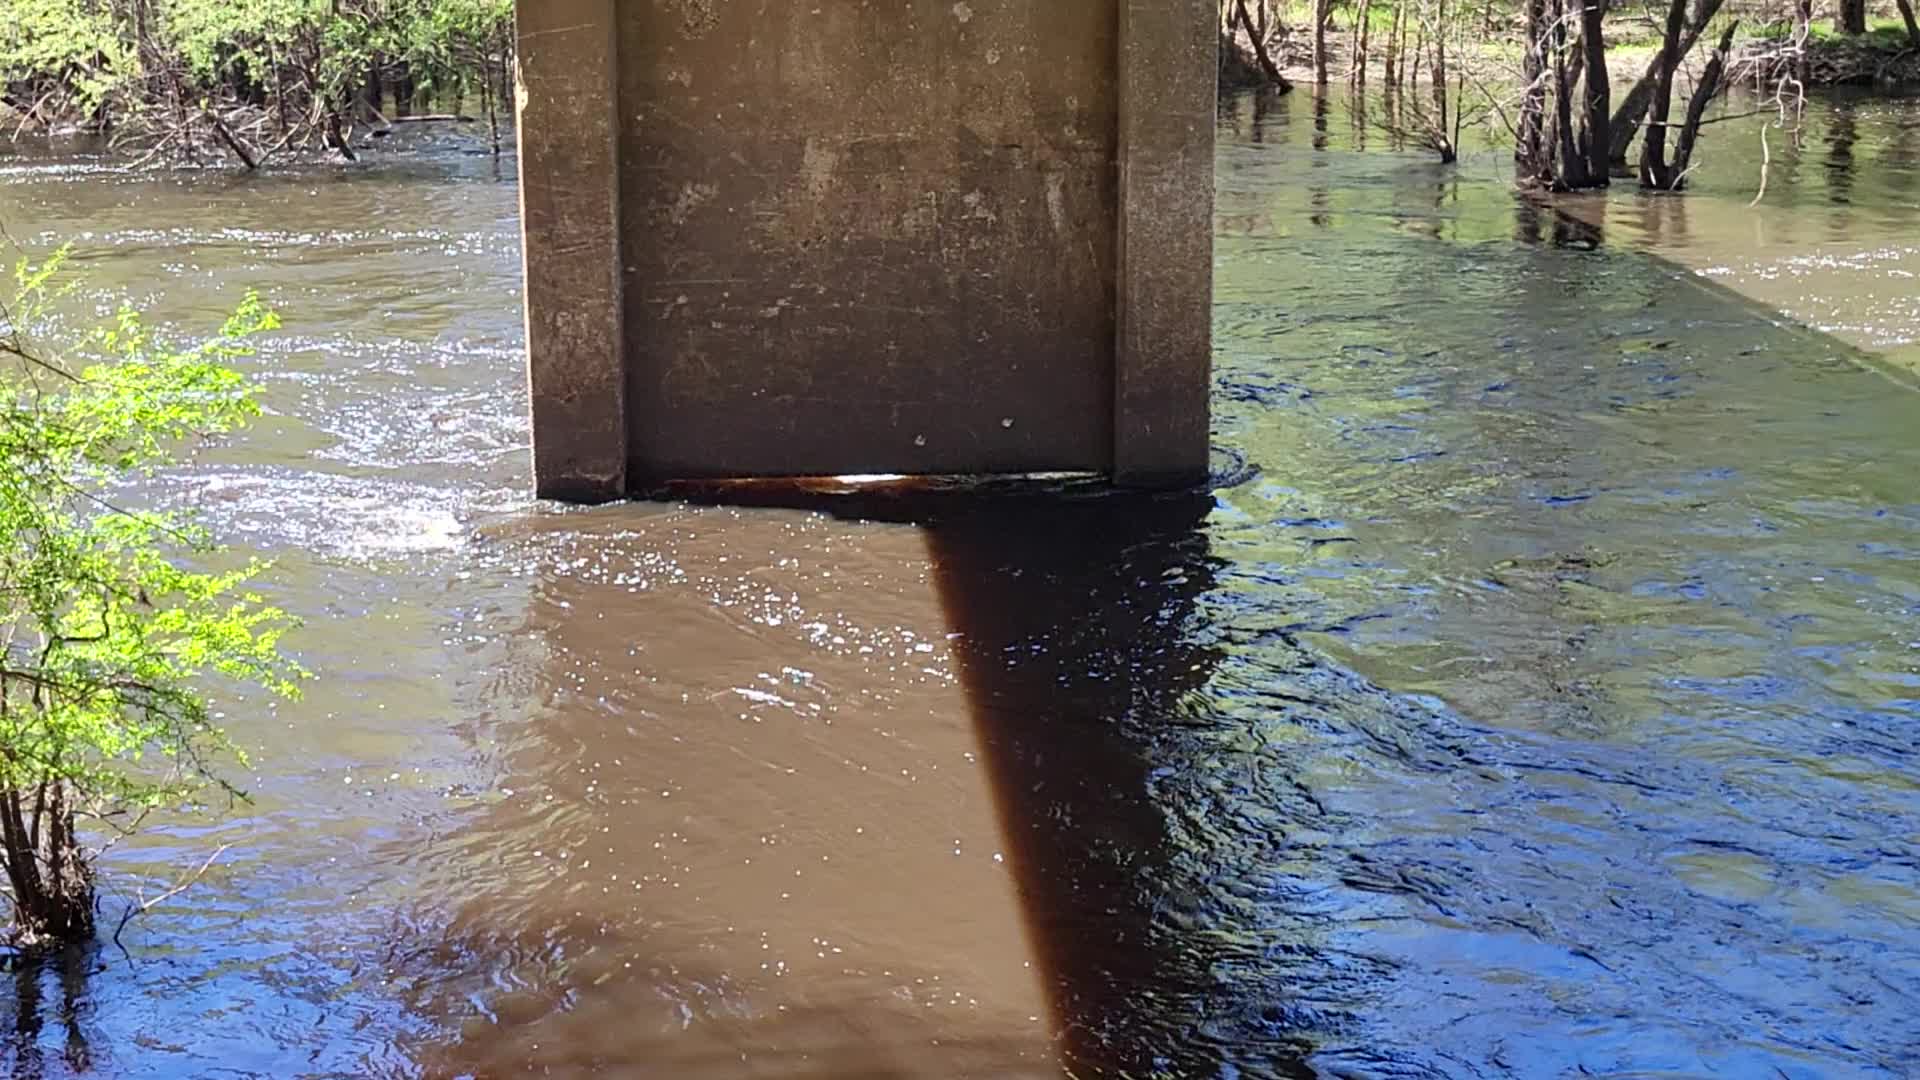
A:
1513 196 1606 250
1310 91 1333 229
1629 186 1689 248
1221 86 1288 146
1823 96 1859 206
2 946 96 1078
1880 102 1917 194
1381 83 1407 153
1251 86 1277 145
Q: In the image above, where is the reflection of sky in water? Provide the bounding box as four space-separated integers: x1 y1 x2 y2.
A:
1207 87 1920 1076
0 88 1913 1077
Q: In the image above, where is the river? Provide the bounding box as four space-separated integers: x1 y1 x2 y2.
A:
0 88 1916 1078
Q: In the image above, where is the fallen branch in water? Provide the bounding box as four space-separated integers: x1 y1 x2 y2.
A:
1232 0 1294 91
123 130 184 171
111 844 232 960
8 88 60 141
205 111 259 171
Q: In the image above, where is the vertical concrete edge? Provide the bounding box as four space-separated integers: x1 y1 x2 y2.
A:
517 0 627 502
1115 0 1217 488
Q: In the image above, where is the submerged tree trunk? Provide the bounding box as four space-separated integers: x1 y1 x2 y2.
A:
0 783 96 946
1666 21 1740 186
325 109 359 161
1577 0 1611 184
1550 0 1590 187
1430 0 1457 161
207 110 260 169
1639 0 1690 189
1234 0 1295 91
1312 0 1332 84
1515 0 1552 184
1608 0 1724 167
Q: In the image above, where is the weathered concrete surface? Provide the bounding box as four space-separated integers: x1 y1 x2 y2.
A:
518 0 1215 498
1117 0 1217 486
517 0 626 501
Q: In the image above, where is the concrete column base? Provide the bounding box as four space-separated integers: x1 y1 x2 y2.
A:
517 0 1216 501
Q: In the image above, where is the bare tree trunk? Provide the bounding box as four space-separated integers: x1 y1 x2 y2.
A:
1516 0 1552 183
1314 0 1332 84
1835 0 1867 34
481 51 502 156
1667 21 1740 185
1234 0 1295 90
1411 20 1428 100
361 54 384 119
1796 0 1814 84
1896 0 1920 48
498 27 516 110
1385 0 1404 85
1640 0 1692 188
1578 0 1611 184
0 782 96 944
169 70 196 164
1428 0 1456 160
270 43 290 136
1347 0 1365 83
1357 0 1373 85
1608 0 1725 166
1551 0 1589 187
392 61 416 118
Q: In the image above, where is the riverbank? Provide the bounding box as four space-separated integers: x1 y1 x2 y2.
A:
1222 11 1920 91
0 0 512 167
1758 23 1920 85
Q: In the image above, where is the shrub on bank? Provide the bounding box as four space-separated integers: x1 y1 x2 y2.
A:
0 248 301 947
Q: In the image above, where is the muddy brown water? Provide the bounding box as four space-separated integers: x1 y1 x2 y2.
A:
0 90 1917 1078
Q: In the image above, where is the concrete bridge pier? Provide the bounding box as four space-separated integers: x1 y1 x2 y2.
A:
516 0 1216 502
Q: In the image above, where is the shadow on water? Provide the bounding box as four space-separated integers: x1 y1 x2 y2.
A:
925 494 1302 1077
388 485 1337 1078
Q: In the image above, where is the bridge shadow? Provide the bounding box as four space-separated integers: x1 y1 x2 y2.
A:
929 492 1218 1072
397 480 1320 1078
639 482 1305 1077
